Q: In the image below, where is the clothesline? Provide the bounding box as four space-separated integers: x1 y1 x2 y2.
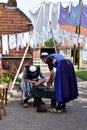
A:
28 1 87 36
26 3 41 13
25 0 87 14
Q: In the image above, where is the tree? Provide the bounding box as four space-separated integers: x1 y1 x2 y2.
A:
44 38 54 48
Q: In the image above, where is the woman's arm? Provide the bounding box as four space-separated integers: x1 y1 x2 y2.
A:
46 56 55 86
47 69 55 86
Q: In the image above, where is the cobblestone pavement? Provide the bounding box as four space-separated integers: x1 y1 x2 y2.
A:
0 79 87 130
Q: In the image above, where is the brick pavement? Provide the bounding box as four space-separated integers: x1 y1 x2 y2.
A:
0 79 87 130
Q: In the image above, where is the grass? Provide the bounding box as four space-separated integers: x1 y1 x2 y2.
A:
75 70 87 81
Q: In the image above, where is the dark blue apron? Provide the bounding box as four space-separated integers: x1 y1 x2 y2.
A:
49 54 78 103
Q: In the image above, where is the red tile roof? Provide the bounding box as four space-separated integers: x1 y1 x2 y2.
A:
59 24 87 36
0 3 33 34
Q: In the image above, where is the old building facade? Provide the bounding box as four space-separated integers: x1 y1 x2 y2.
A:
0 0 33 74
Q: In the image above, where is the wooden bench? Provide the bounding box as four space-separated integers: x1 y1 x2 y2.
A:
32 85 56 108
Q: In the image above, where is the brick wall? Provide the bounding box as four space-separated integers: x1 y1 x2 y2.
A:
0 2 33 73
2 46 33 73
2 58 33 76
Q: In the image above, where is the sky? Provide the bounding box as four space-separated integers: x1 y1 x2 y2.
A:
0 0 81 16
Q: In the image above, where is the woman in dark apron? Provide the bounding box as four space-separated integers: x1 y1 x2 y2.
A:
40 52 79 113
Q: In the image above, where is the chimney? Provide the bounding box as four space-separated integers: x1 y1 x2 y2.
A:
7 0 17 7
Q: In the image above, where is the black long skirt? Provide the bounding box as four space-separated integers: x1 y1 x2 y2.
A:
54 59 79 103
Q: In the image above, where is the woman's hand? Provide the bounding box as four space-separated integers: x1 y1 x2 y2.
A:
47 80 52 87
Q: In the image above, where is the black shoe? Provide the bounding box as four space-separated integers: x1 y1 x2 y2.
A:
56 103 66 113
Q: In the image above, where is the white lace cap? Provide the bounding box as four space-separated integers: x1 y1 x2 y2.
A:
29 66 37 72
41 52 49 56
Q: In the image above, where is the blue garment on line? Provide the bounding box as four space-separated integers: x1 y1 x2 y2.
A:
80 3 87 28
58 3 69 25
69 3 81 27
